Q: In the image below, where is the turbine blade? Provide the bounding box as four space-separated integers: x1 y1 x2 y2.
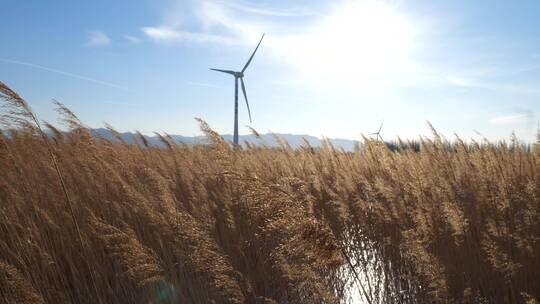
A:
240 78 252 123
210 68 236 75
378 119 384 133
241 34 265 73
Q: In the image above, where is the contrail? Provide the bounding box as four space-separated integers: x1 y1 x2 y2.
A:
0 58 128 91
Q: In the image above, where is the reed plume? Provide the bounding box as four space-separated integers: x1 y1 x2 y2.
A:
1 81 539 303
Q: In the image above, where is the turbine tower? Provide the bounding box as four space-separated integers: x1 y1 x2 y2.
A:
210 34 265 146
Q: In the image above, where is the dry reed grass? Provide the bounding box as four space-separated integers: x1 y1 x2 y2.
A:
1 82 539 303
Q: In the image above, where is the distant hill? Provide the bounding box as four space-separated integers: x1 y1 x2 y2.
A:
89 128 361 151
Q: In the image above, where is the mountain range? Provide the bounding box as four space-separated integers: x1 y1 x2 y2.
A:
91 128 361 151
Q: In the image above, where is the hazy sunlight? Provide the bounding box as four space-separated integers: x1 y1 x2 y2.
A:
284 1 417 88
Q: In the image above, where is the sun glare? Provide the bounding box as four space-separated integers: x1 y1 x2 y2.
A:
283 1 417 89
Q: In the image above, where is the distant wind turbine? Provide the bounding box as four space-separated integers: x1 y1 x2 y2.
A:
210 34 265 146
369 119 384 141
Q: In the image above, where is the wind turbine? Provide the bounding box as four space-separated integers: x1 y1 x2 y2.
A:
369 119 384 142
210 34 265 146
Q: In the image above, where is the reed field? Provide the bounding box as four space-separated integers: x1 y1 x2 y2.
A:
1 82 539 303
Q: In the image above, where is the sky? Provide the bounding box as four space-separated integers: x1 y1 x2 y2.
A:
1 0 540 141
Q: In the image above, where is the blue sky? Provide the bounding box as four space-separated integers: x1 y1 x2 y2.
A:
1 0 540 141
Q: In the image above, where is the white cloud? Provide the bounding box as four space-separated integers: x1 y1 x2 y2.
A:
123 35 141 44
141 26 234 44
489 114 528 125
445 74 540 94
152 0 540 97
445 76 471 87
141 27 179 40
85 30 111 47
217 1 317 17
142 0 412 95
